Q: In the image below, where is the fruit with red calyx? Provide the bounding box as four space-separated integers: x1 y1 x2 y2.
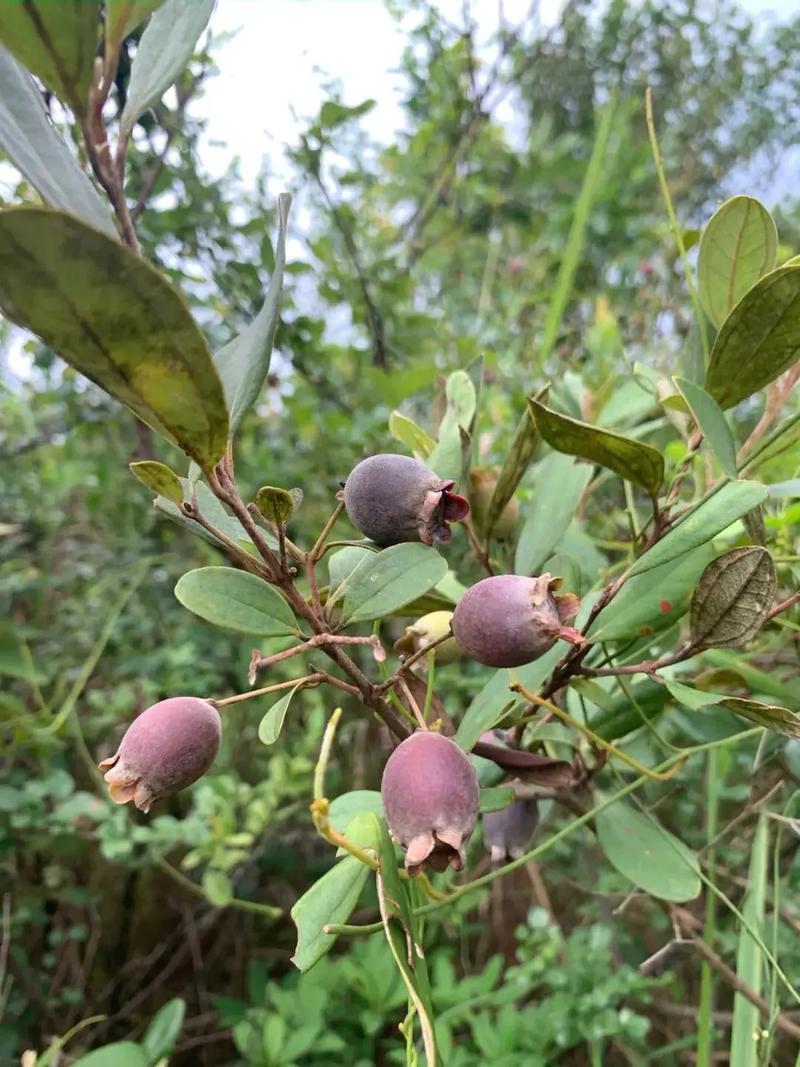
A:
452 572 581 668
381 731 479 876
98 696 221 813
343 454 469 546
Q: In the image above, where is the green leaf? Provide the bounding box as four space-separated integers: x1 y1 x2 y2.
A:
388 410 435 459
479 786 515 813
485 396 542 541
0 208 229 468
455 644 563 751
0 46 115 235
214 194 291 433
588 544 713 643
0 1 99 115
697 195 777 328
338 544 448 624
106 1 166 55
690 547 776 649
673 377 738 479
705 265 800 409
257 685 301 745
514 452 593 575
255 486 293 526
175 567 299 637
328 790 384 832
291 855 371 972
529 399 663 496
595 800 701 902
626 481 768 577
427 369 477 481
129 460 183 504
120 0 216 136
730 815 768 1067
72 1045 147 1067
202 869 233 906
666 681 800 739
142 998 185 1064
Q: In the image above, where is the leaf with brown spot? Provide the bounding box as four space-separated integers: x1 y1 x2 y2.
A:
690 547 776 649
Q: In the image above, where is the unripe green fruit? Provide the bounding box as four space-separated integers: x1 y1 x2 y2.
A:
468 467 519 540
381 731 479 875
98 696 221 813
394 610 460 666
452 573 580 667
343 453 469 546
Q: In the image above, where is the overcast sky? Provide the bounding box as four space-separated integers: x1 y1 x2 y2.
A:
200 0 794 186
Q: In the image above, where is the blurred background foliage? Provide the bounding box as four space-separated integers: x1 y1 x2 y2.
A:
2 0 800 1062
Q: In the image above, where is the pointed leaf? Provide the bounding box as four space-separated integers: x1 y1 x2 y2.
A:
485 394 544 540
666 681 800 739
258 684 301 745
697 195 777 328
0 1 99 115
0 46 115 235
255 485 293 526
175 567 299 636
0 208 229 467
427 369 477 481
129 460 183 503
291 855 371 972
673 377 738 478
106 0 166 56
515 452 593 575
626 481 768 577
705 265 800 409
388 410 435 459
141 997 185 1063
337 544 448 624
214 194 291 432
595 800 701 902
529 399 663 496
690 547 776 649
120 0 216 136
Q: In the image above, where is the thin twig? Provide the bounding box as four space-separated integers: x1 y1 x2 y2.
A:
378 630 454 691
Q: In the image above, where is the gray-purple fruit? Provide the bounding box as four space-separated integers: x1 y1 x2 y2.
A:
452 573 580 668
381 731 479 875
483 799 539 862
99 696 221 813
343 453 469 546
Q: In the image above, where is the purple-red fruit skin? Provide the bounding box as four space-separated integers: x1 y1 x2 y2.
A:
452 573 575 668
381 731 479 875
343 453 469 546
483 799 539 862
99 696 221 813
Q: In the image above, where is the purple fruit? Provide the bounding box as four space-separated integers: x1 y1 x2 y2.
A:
483 799 539 862
381 731 479 876
452 573 580 668
98 696 221 813
343 454 469 546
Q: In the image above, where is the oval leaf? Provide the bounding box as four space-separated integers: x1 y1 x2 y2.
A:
627 480 768 577
388 410 435 458
690 547 776 649
121 0 216 136
529 399 663 496
202 868 233 906
71 1045 147 1067
0 1 99 115
256 485 294 525
214 194 291 433
515 452 593 575
673 376 738 479
339 543 448 624
258 684 301 745
141 997 185 1062
175 567 298 636
697 195 777 328
328 790 384 832
0 46 115 235
427 369 477 481
129 460 183 504
291 855 371 972
596 800 701 902
705 265 800 410
0 208 229 468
